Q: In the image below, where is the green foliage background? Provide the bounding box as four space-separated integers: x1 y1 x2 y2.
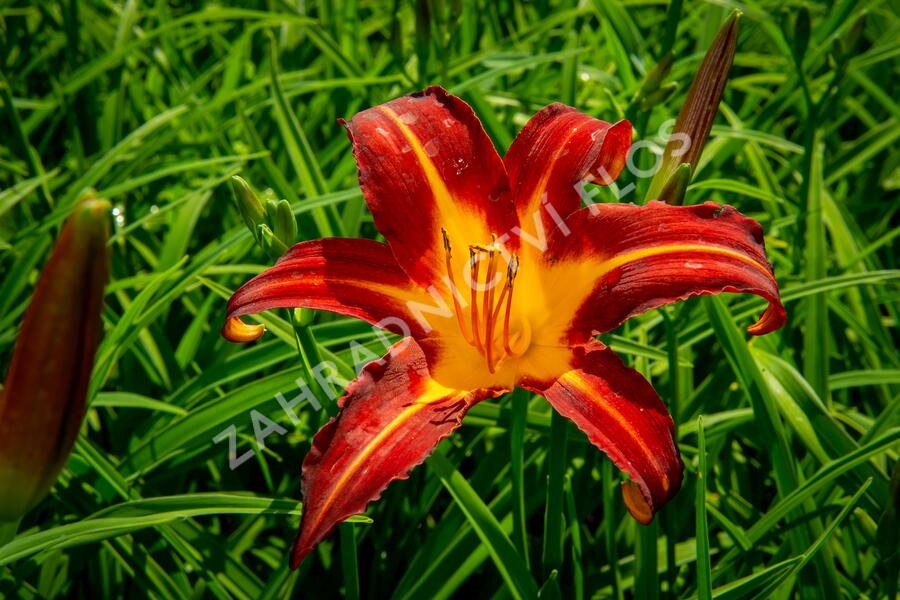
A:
0 0 898 598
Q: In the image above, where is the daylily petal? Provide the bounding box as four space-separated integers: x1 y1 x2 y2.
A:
537 201 785 345
292 338 492 568
526 342 683 523
342 86 517 289
224 238 436 340
505 104 631 243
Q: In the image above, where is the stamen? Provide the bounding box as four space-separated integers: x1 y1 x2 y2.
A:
482 239 497 343
486 280 509 373
503 255 520 356
442 228 473 344
482 238 498 372
469 247 483 351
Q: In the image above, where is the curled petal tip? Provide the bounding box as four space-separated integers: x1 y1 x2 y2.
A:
747 302 787 336
622 480 654 525
222 316 265 343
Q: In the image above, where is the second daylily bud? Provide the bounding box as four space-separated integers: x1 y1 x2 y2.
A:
646 10 741 204
789 7 811 63
272 199 298 248
634 53 674 107
640 82 678 112
0 196 110 521
232 175 266 242
294 307 315 327
259 224 289 261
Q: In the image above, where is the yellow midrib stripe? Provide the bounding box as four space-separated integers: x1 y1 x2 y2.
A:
593 243 775 283
307 383 461 533
562 371 670 493
379 106 454 209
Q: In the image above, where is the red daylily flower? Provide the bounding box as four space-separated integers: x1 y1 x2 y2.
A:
223 87 786 568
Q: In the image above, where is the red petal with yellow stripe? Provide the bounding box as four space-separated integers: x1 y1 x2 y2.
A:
291 339 493 568
224 238 435 340
506 104 631 242
541 201 785 344
528 342 683 523
342 86 517 289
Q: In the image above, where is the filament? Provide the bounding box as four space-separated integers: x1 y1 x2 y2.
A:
441 231 523 371
503 255 519 356
441 228 473 344
469 247 483 351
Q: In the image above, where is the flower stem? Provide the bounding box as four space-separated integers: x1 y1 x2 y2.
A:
509 389 530 569
541 410 568 576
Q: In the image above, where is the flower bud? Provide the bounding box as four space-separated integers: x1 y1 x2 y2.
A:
259 224 289 261
634 53 674 108
231 175 266 242
0 196 110 521
646 10 741 204
789 7 810 63
272 199 298 249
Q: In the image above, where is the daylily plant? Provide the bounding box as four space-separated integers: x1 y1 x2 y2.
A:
223 87 786 568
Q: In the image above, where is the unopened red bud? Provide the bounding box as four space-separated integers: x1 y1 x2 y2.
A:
0 196 110 521
646 10 741 204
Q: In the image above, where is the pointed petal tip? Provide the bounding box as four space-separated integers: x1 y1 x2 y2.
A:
289 538 312 570
612 118 633 135
221 316 265 343
622 480 655 525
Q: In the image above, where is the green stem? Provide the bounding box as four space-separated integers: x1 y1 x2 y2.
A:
635 520 659 600
510 389 530 569
542 410 568 576
663 310 680 598
634 326 658 600
602 459 622 600
339 523 360 600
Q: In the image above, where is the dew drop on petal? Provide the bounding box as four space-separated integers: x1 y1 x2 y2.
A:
401 143 412 153
400 112 418 124
424 139 439 157
684 261 705 269
375 127 390 137
443 118 454 129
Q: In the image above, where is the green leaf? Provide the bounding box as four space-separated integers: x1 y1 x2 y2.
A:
428 450 539 600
